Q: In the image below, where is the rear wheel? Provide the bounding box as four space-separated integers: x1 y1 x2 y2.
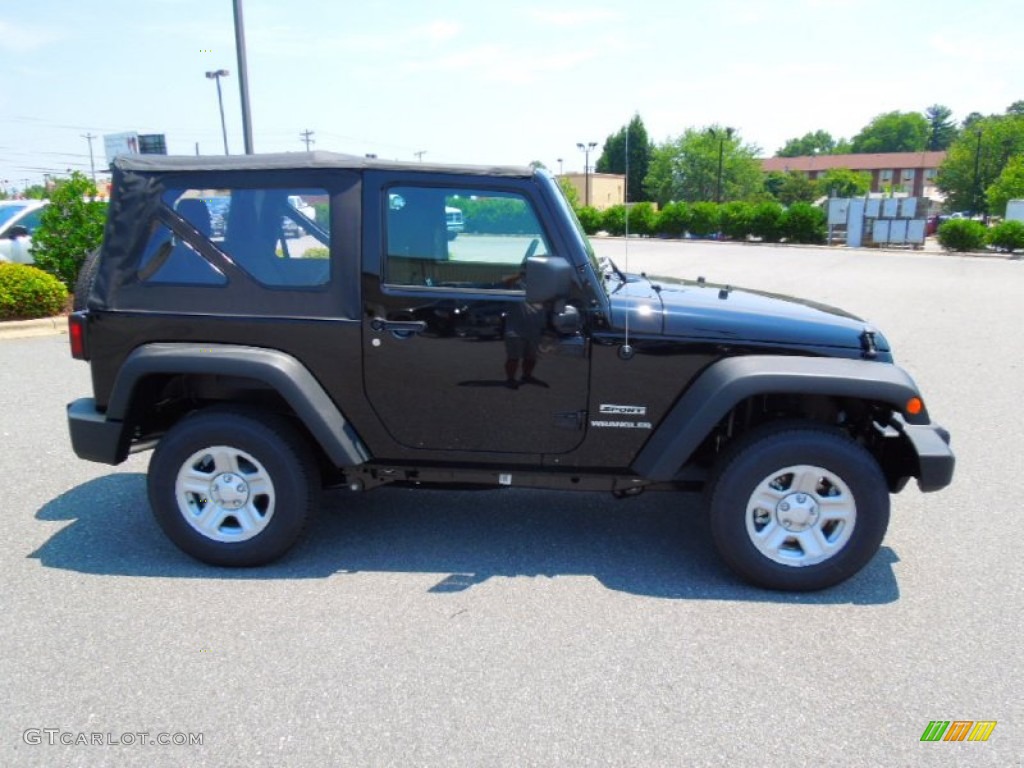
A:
148 409 319 566
707 424 889 591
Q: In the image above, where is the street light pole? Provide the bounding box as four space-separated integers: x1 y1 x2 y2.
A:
557 158 563 176
709 127 734 203
972 129 983 215
233 0 254 154
576 141 597 206
206 69 231 154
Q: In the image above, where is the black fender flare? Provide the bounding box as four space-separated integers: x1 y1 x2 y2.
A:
107 343 369 467
631 355 928 482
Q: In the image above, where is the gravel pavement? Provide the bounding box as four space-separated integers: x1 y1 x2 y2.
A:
1 242 1021 767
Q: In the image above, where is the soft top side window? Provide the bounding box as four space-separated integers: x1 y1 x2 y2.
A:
140 186 332 288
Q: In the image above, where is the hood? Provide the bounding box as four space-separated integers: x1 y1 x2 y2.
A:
606 275 889 354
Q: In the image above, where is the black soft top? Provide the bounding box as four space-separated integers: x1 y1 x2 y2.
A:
113 151 536 178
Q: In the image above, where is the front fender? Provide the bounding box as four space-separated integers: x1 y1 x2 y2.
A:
632 355 930 482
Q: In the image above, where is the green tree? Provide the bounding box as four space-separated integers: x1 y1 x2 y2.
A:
937 219 987 251
644 126 763 206
595 113 652 202
1006 101 1024 117
30 171 107 290
23 184 48 200
781 203 826 244
687 202 720 237
776 130 838 157
557 176 580 209
937 113 1024 213
986 155 1024 217
925 104 958 151
748 202 785 242
776 172 818 205
628 202 657 235
719 201 753 240
962 112 984 130
850 111 929 153
528 160 547 170
987 220 1024 252
654 202 690 237
816 168 872 198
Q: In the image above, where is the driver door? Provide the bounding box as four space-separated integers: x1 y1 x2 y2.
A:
361 179 590 455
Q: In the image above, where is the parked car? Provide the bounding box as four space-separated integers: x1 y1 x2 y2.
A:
65 152 954 591
0 200 47 264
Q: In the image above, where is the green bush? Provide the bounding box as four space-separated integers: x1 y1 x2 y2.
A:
628 202 656 235
0 263 69 319
937 219 987 252
688 202 720 237
720 202 753 240
749 202 785 243
782 203 827 244
987 220 1024 252
601 205 627 236
654 202 690 237
30 171 108 290
575 206 602 235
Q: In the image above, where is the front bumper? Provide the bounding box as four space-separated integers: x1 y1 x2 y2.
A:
899 419 955 493
67 398 130 465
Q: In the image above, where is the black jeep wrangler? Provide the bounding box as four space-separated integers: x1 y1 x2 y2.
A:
66 152 954 590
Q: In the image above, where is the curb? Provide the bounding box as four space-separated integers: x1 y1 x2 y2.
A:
0 315 67 340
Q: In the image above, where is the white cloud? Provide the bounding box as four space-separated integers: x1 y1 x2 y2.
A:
0 21 65 53
528 9 621 26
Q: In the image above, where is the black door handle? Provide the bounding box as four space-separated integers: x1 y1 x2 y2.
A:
370 319 427 334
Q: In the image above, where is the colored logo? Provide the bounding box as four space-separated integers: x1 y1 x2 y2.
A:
920 721 996 742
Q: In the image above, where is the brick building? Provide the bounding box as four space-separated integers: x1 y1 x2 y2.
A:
761 151 946 199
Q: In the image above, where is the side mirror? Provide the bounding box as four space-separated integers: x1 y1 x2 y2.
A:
525 255 572 302
552 304 582 335
6 225 29 240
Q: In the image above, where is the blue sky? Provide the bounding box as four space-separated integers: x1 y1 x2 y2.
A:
0 0 1020 190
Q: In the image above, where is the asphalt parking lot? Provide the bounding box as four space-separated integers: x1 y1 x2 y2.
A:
1 241 1021 767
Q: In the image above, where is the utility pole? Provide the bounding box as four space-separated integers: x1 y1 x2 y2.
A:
557 158 563 175
300 129 315 151
414 150 427 162
81 133 97 184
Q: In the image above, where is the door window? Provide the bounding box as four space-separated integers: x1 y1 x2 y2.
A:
385 186 550 289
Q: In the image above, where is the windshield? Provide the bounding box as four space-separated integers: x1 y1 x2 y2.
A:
0 203 32 228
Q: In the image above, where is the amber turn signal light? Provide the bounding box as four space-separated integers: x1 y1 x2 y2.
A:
906 397 923 416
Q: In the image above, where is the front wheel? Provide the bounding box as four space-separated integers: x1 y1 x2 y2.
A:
148 409 319 566
707 424 890 591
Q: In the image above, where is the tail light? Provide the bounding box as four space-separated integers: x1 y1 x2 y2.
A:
68 311 89 360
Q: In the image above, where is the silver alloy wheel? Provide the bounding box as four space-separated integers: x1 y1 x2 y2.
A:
745 464 856 567
173 445 276 543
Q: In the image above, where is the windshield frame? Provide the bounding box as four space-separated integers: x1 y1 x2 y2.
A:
0 203 33 229
538 171 607 300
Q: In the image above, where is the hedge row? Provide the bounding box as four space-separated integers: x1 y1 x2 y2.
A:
576 201 827 244
937 219 1024 252
0 263 69 320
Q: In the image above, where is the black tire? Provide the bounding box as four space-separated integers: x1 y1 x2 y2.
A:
147 408 319 566
707 423 889 591
72 248 101 311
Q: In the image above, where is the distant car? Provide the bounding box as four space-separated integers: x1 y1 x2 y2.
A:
0 200 47 264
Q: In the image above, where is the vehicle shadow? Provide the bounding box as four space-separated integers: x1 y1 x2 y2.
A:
32 474 900 604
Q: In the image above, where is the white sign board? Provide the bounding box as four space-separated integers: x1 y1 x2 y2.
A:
103 132 140 164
